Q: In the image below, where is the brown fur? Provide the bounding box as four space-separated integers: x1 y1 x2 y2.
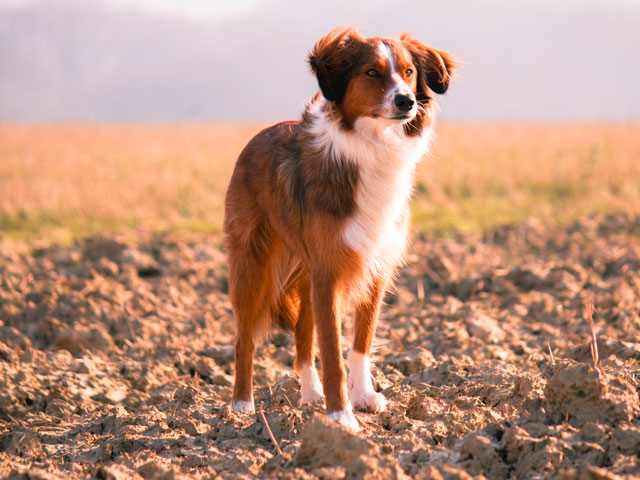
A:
224 27 455 416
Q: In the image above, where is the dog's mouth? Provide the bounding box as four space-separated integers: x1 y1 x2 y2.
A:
371 113 415 122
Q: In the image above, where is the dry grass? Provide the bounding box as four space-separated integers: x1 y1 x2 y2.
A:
0 125 256 242
416 123 640 233
1 123 639 242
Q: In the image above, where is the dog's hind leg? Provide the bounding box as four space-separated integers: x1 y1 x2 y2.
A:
349 276 388 413
227 230 275 413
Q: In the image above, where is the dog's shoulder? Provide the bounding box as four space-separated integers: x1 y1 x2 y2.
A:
241 121 300 159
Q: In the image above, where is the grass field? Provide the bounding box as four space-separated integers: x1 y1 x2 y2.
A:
1 123 639 243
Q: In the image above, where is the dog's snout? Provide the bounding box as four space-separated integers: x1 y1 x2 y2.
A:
394 94 414 112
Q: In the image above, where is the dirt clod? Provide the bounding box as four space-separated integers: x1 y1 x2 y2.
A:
459 434 509 479
545 359 640 427
295 414 376 469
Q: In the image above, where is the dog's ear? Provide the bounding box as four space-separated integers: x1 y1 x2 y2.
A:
399 32 457 101
308 26 366 103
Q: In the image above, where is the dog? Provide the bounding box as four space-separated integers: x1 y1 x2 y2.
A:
223 26 455 431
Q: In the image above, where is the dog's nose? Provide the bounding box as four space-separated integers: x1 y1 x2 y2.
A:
394 94 415 112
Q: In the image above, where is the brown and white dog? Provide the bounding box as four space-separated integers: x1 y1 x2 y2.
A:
224 26 455 431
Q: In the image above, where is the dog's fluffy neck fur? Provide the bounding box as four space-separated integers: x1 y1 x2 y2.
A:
303 94 434 162
302 94 434 286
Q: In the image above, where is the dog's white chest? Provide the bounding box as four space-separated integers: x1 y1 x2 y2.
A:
343 155 413 273
342 124 430 276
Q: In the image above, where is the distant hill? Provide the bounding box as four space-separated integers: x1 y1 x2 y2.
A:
1 0 639 123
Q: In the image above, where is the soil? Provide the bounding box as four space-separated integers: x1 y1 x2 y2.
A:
1 213 640 479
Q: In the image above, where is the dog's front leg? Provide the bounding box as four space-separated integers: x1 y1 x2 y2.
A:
349 276 388 413
310 269 359 431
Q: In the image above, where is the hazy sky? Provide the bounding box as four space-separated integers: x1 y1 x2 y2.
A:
1 0 639 123
95 0 268 20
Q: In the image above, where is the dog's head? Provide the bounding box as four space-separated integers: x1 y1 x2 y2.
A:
308 26 457 128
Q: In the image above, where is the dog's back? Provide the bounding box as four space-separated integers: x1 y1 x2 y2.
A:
224 120 305 334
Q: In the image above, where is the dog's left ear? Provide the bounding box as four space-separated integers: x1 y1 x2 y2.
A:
399 32 457 101
309 26 366 103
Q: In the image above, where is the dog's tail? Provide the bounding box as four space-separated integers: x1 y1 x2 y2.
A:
273 293 298 331
271 263 309 331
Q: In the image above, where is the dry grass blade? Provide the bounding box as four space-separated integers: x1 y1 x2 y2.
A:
586 297 607 389
8 414 24 427
416 278 425 301
389 329 407 353
422 265 445 289
547 341 555 366
586 299 599 369
281 392 294 409
259 408 283 456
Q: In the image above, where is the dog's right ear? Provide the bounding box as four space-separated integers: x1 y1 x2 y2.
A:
308 26 365 103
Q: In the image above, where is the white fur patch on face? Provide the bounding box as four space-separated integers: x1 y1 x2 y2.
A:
378 41 416 119
378 42 395 74
232 397 255 413
327 406 360 432
347 350 387 413
299 363 324 403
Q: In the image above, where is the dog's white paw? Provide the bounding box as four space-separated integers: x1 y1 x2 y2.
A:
232 398 255 413
347 349 386 413
350 389 387 413
299 364 324 404
327 407 360 432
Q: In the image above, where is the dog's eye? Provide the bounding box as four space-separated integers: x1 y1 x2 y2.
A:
405 68 413 77
366 69 379 77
